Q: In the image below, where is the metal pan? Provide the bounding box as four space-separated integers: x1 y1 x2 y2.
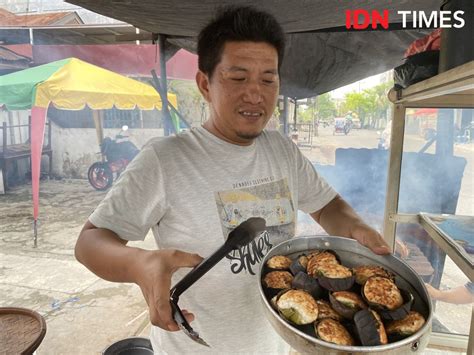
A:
258 236 432 355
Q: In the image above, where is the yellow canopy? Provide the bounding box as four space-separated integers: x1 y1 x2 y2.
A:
34 58 177 110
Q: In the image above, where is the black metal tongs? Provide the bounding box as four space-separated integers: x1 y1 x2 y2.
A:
169 217 266 347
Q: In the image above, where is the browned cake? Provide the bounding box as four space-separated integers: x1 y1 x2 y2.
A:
363 276 403 310
353 265 393 285
263 271 293 289
315 318 354 346
317 263 352 279
386 311 426 336
332 291 366 309
276 289 319 325
316 300 342 321
266 255 293 270
306 251 339 277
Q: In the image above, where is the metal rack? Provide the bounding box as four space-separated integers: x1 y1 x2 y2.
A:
383 60 474 353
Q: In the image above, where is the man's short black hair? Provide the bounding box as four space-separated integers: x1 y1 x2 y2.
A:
197 6 285 78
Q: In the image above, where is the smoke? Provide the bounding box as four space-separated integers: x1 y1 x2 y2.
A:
313 147 467 226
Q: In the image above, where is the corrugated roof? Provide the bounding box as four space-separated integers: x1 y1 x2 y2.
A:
0 9 82 26
0 8 15 18
0 45 31 70
0 45 31 61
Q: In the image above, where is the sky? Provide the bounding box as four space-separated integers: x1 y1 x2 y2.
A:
330 70 391 100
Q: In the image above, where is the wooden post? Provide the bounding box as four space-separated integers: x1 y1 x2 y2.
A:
2 122 6 154
7 111 15 145
468 307 473 355
382 104 406 251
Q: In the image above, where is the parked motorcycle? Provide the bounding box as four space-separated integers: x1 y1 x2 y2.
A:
88 126 139 191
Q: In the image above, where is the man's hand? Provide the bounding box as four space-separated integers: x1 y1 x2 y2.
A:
75 222 203 332
349 222 391 255
311 195 391 255
133 249 203 331
424 283 441 300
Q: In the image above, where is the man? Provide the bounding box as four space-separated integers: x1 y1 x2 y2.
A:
75 6 390 354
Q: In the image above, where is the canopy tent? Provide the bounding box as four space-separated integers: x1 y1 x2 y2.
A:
66 0 442 99
413 108 439 116
0 57 177 243
0 57 177 110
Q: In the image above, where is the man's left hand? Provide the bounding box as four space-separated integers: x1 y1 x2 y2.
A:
311 195 392 255
350 222 391 255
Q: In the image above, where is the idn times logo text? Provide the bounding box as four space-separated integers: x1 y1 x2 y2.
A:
345 10 465 29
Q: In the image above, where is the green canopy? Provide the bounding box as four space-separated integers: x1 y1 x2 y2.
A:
0 59 70 110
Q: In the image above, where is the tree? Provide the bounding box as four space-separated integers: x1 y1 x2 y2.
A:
168 79 207 126
371 81 393 128
341 80 393 128
297 104 313 123
297 94 336 124
315 93 337 121
341 92 370 127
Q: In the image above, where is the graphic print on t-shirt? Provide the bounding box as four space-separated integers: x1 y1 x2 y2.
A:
215 177 295 275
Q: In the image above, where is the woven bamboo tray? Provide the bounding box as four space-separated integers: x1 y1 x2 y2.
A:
0 307 47 355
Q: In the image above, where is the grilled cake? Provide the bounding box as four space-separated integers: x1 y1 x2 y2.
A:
266 255 293 270
353 265 394 285
315 318 355 346
386 311 426 337
276 289 319 325
263 271 293 290
363 276 404 311
316 299 342 321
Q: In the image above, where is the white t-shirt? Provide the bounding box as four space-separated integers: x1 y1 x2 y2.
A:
89 127 337 355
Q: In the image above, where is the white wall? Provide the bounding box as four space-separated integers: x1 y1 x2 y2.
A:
0 110 31 182
51 123 164 178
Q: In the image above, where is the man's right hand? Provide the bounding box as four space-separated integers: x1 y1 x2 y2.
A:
75 223 203 331
133 249 203 331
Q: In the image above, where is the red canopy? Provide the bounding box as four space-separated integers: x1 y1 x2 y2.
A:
5 44 198 79
413 108 438 116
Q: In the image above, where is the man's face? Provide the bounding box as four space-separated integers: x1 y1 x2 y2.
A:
197 41 280 145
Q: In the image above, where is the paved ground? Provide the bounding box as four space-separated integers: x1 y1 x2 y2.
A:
0 127 471 354
0 180 153 354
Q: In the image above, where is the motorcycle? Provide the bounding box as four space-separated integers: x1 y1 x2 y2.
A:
88 125 139 191
333 118 352 135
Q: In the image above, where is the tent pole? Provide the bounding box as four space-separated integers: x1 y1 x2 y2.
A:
33 220 38 248
30 106 47 247
150 70 190 129
92 110 104 160
159 34 173 136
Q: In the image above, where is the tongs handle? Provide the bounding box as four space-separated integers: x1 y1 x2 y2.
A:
170 244 231 300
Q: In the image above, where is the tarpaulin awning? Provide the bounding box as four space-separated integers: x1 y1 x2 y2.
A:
65 0 444 99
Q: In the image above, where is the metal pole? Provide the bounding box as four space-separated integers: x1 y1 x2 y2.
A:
159 34 172 136
435 109 454 157
33 220 37 248
283 96 289 135
293 98 298 127
29 28 34 45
